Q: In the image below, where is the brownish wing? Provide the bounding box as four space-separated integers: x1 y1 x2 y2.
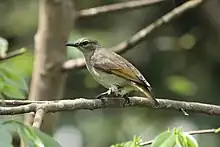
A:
91 48 152 90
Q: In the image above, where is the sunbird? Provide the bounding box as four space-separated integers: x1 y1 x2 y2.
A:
66 38 159 106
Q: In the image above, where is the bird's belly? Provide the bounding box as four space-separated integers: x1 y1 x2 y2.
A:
89 68 127 88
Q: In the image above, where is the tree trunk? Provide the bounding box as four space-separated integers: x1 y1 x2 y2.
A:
25 0 73 135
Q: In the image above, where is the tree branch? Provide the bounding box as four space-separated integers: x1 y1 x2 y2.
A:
32 108 45 129
63 0 204 71
0 100 46 106
26 0 73 135
110 0 203 52
0 48 27 61
62 58 85 71
140 128 218 146
77 0 165 18
0 97 219 115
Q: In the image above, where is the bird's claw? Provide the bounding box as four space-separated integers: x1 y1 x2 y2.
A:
122 94 130 107
96 88 113 99
96 94 105 99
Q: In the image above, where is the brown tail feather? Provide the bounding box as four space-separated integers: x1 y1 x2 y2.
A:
132 83 159 107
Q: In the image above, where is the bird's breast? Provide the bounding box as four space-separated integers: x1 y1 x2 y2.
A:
86 65 127 88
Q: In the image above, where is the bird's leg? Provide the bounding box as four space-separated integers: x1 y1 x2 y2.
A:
116 86 131 106
96 88 113 99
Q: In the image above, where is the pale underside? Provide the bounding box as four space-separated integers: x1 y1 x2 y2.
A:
88 67 135 96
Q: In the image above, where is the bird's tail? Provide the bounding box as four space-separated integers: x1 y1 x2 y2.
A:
132 83 159 107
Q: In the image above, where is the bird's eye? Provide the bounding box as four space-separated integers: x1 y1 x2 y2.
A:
81 40 89 46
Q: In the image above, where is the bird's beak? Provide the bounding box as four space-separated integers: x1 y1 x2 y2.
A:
65 43 78 47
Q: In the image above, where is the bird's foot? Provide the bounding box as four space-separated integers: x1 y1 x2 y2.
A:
96 88 112 99
122 94 130 107
96 92 108 99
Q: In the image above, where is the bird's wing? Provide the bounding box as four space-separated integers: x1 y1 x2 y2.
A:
92 49 152 90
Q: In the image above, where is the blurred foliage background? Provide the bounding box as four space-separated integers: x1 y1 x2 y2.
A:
0 0 220 147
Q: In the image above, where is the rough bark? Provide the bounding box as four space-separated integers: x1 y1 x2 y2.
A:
25 0 73 135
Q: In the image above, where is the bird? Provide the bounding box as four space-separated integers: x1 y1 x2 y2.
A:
66 37 159 106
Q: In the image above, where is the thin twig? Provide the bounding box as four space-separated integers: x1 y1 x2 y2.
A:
111 0 203 52
0 100 41 106
62 58 85 71
0 97 219 115
32 107 45 129
0 48 27 61
140 128 217 146
188 128 217 135
63 0 203 71
0 100 48 106
77 0 165 18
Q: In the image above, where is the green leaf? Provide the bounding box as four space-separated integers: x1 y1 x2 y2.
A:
166 76 197 96
126 136 142 147
174 127 183 134
0 64 28 99
0 125 12 147
119 140 135 147
215 128 220 133
185 133 198 147
18 123 45 147
152 130 176 147
0 65 28 91
111 136 142 147
5 50 33 77
0 78 5 91
177 133 188 147
0 37 8 57
2 83 25 99
3 120 62 147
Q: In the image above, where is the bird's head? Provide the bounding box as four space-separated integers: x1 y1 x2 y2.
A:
66 37 101 53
